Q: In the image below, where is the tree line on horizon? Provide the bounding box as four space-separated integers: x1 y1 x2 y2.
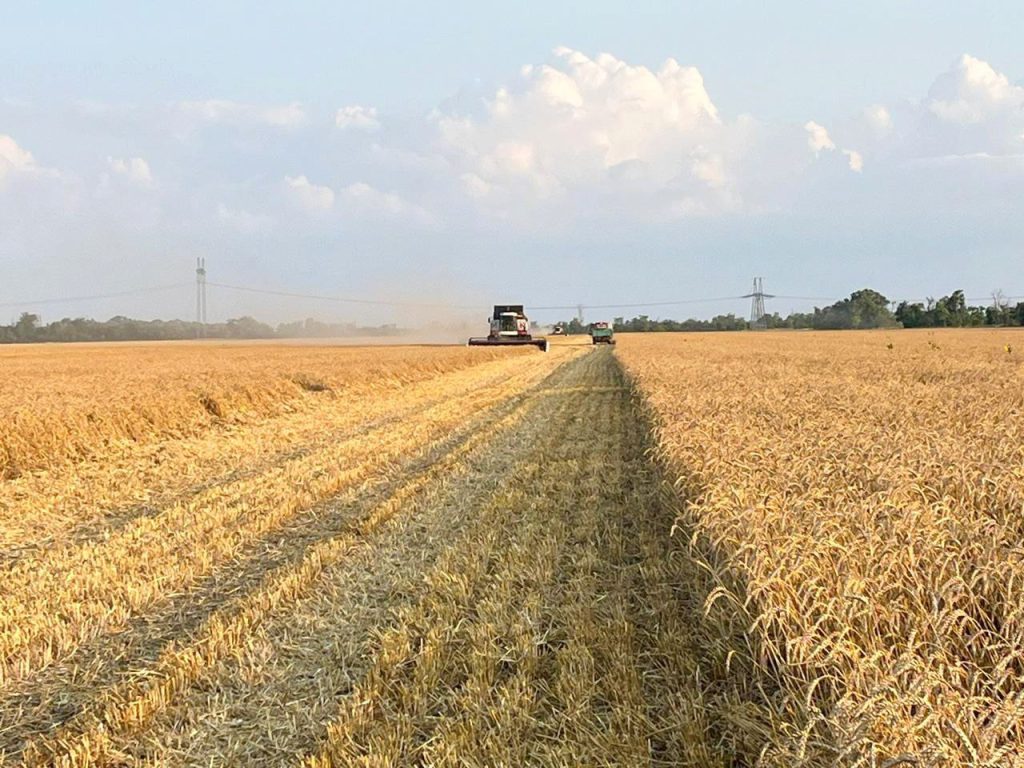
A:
0 313 403 344
4 288 1024 343
558 289 1024 333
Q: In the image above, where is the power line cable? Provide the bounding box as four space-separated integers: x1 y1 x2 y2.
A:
0 283 191 310
212 282 751 312
558 296 748 310
208 281 484 310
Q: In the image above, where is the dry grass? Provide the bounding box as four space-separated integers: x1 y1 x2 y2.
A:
617 329 1024 767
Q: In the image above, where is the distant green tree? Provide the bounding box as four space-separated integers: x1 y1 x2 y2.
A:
811 289 897 329
13 312 40 341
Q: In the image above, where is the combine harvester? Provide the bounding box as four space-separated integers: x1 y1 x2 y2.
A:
468 305 549 352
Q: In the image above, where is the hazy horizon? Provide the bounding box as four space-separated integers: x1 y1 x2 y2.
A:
3 2 1024 327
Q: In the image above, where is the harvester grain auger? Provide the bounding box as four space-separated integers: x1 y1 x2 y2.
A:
468 305 549 352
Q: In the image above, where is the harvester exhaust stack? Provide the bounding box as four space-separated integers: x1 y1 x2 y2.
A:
468 305 549 352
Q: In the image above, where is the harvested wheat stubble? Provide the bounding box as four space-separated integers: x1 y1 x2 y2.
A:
617 329 1024 768
2 345 578 762
5 343 726 767
86 354 584 766
0 342 531 480
1 362 547 761
0 345 549 558
305 349 726 768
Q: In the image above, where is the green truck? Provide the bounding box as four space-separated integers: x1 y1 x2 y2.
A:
589 321 615 345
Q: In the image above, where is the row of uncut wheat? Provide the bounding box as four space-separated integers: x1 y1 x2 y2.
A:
0 341 522 478
617 330 1024 768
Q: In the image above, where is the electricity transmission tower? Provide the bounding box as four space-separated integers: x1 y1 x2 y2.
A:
743 277 774 329
195 257 207 330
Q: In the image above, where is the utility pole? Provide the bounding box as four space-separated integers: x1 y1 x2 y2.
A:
576 304 584 326
195 257 207 334
742 277 774 329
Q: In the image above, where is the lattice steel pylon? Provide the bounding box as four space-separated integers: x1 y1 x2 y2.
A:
742 277 774 329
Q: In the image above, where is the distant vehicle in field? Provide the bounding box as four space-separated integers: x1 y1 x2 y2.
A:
468 305 549 351
589 321 615 345
551 324 566 336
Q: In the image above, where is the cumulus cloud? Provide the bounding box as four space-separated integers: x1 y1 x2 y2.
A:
284 174 335 211
843 149 864 173
927 54 1023 125
430 47 745 220
424 46 886 222
335 105 380 130
804 120 863 172
0 134 64 188
107 156 153 186
0 134 34 176
805 121 836 154
837 54 1024 171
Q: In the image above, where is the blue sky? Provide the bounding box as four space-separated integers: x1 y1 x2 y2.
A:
2 3 1024 325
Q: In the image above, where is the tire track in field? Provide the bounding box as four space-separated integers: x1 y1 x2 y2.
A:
14 348 728 767
84 355 595 767
0 353 554 568
303 347 728 768
0 351 571 697
301 358 604 767
12 354 587 767
0 354 574 763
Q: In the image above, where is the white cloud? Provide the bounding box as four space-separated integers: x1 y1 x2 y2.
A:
460 172 491 199
107 156 153 186
337 182 440 229
0 134 64 187
863 105 892 134
7 48 1024 316
0 134 34 176
335 105 380 130
175 99 307 129
805 121 836 154
284 174 335 211
431 47 743 221
928 54 1024 125
843 149 864 173
844 54 1024 168
280 175 439 228
804 120 863 173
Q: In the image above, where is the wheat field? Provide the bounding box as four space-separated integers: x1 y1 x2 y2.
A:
0 331 1021 766
617 329 1024 767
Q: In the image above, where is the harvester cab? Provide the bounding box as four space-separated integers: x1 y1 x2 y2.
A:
468 305 549 352
589 321 615 345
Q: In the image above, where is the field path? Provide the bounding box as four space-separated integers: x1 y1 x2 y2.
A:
11 348 725 767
